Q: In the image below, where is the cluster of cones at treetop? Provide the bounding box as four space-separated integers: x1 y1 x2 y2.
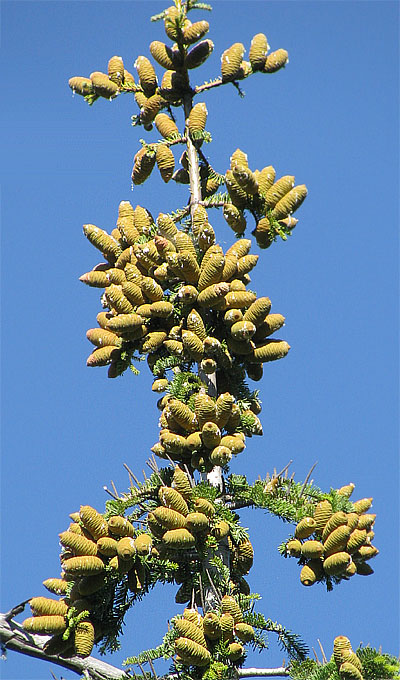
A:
20 2 378 677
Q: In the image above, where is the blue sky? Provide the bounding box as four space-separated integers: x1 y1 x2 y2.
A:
1 1 399 678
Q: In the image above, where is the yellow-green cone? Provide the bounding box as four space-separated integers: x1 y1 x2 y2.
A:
182 330 204 361
108 56 124 85
86 328 121 348
149 40 175 70
301 540 324 559
225 170 248 208
227 643 244 661
79 505 108 540
154 113 179 139
86 346 121 367
117 536 137 560
134 56 157 96
252 340 290 362
257 166 276 195
313 499 333 534
188 102 208 137
223 204 247 234
29 597 68 617
232 165 259 195
69 77 94 97
249 33 269 71
63 556 105 576
253 314 285 341
83 224 121 261
74 620 95 657
295 517 317 540
221 43 245 82
186 512 209 533
172 467 192 502
203 612 222 640
197 282 229 307
347 529 367 553
264 175 295 208
194 498 215 518
23 616 67 635
79 270 108 288
142 331 168 354
42 578 68 595
338 662 363 680
236 254 259 276
175 637 211 666
182 20 209 45
156 145 175 183
163 528 196 549
337 483 355 498
263 49 289 73
140 94 163 125
271 184 307 220
90 71 119 99
323 551 351 575
322 512 349 541
59 531 97 556
352 498 373 514
225 291 257 309
96 537 118 556
286 539 302 557
131 147 156 185
323 525 352 556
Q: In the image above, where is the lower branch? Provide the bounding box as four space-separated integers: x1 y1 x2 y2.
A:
0 614 129 680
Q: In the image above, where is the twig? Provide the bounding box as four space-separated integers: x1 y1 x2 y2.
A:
204 568 222 604
147 655 158 680
183 463 195 488
194 78 223 94
111 480 119 498
124 463 142 488
299 462 318 497
197 573 206 613
312 646 320 664
317 638 328 664
164 453 177 469
2 600 31 622
276 461 293 478
137 661 149 679
103 486 120 501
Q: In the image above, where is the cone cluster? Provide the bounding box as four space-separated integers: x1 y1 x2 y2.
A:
172 596 254 668
22 504 153 657
23 466 256 661
80 201 289 385
285 485 377 586
69 55 135 102
333 636 364 680
220 32 288 83
153 390 260 472
223 149 307 247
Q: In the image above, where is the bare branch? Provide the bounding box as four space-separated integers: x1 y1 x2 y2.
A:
0 614 129 680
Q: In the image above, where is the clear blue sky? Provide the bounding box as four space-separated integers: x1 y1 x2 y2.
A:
1 1 398 678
